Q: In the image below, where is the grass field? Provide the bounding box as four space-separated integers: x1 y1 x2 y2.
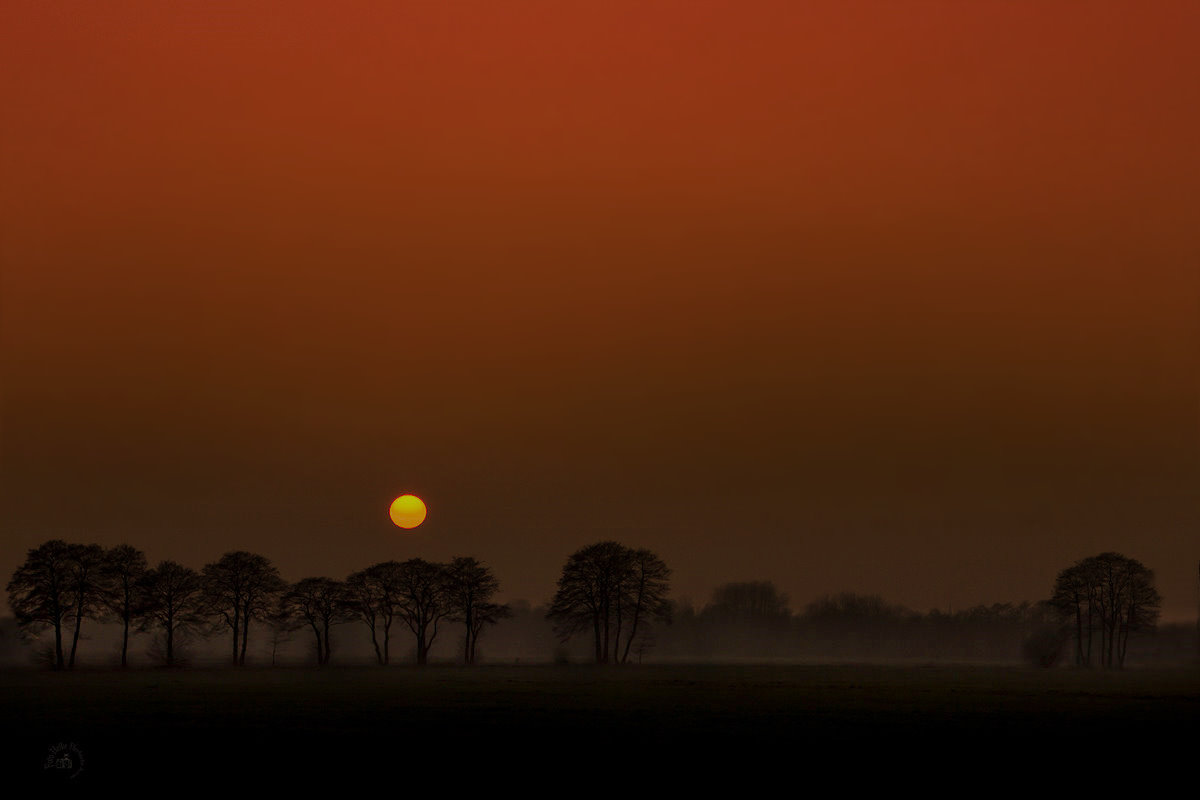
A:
3 663 1198 785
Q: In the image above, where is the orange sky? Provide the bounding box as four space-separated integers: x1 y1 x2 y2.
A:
3 1 1198 618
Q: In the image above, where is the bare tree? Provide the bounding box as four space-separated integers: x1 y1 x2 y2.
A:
279 577 349 665
445 557 509 664
1116 564 1160 667
547 542 671 664
393 559 453 666
6 540 76 669
63 543 107 668
138 561 206 667
344 562 403 665
548 542 626 664
615 548 671 664
1050 552 1161 668
1050 559 1099 666
202 551 286 666
100 544 148 668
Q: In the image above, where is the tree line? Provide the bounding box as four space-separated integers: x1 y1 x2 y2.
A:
5 541 510 669
662 584 1065 662
4 540 1167 668
655 552 1163 667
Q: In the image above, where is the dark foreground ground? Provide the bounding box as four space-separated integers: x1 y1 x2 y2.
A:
2 663 1198 786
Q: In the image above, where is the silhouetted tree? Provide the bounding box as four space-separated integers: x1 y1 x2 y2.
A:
1051 559 1101 666
546 542 671 664
344 562 402 665
614 548 671 664
138 561 206 667
445 557 510 664
6 540 76 669
1050 552 1161 668
202 551 286 666
1100 554 1160 668
100 544 148 667
548 542 626 664
61 543 107 668
279 577 349 665
465 601 511 663
393 559 453 665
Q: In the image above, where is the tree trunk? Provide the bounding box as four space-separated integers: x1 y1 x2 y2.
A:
613 599 623 666
602 606 610 664
53 616 64 670
69 604 84 668
1084 604 1093 667
1080 604 1089 666
1118 608 1131 668
1109 618 1118 667
240 602 251 665
621 615 641 665
369 626 383 665
121 610 130 668
463 606 473 664
309 620 323 665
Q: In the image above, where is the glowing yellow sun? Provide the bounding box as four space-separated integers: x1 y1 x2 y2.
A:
389 494 427 529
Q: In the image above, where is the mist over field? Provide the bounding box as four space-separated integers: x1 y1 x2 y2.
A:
3 596 1195 670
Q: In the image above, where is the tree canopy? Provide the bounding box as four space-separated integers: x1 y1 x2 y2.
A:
547 541 671 664
278 577 349 665
6 540 77 669
445 556 510 664
202 551 286 666
138 561 207 667
1050 552 1161 668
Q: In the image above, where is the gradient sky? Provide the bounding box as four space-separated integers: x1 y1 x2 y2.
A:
3 1 1198 619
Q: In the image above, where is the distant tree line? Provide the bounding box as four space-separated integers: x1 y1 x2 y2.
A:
660 586 1068 663
652 554 1164 668
4 540 508 669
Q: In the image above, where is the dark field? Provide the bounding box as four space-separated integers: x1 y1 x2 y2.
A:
3 663 1198 785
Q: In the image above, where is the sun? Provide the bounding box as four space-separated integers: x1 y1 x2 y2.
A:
388 494 427 529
